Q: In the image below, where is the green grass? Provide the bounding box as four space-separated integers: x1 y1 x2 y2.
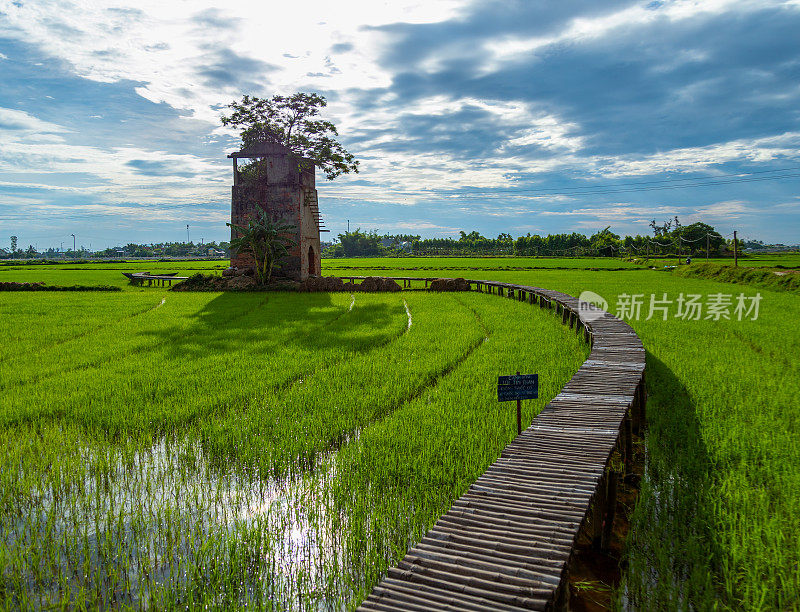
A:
0 260 226 288
674 261 800 293
0 284 587 609
328 262 800 611
3 257 797 610
646 252 800 269
324 256 642 270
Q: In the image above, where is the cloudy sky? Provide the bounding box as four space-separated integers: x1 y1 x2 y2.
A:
1 0 799 250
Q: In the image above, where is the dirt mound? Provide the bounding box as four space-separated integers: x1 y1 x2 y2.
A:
172 274 225 291
172 274 302 292
226 275 258 290
266 279 301 291
172 274 405 293
172 273 250 291
358 277 402 292
298 276 345 292
222 266 255 277
428 277 471 292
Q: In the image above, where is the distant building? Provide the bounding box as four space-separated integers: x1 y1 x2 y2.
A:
226 141 327 280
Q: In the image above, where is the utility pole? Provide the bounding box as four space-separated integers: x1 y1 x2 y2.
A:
347 219 350 233
71 234 76 258
186 224 190 244
706 234 710 261
733 230 738 267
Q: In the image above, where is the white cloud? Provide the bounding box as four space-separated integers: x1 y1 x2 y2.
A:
0 0 471 127
501 115 585 153
591 132 800 177
0 127 230 208
388 221 460 232
694 199 754 218
20 202 229 223
0 107 69 135
482 0 790 72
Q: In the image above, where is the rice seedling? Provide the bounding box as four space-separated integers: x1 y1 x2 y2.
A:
7 254 794 610
1 285 587 610
328 263 799 610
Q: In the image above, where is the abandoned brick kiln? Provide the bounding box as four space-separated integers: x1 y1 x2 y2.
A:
226 141 327 281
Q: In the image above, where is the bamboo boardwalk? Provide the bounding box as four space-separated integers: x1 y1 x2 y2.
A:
357 280 646 612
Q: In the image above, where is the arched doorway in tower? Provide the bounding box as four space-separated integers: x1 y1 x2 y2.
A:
308 245 316 276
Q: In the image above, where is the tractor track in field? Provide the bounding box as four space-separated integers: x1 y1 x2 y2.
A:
272 295 412 397
324 293 356 326
319 297 491 461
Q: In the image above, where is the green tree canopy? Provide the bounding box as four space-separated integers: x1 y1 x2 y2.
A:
221 93 359 180
335 229 385 257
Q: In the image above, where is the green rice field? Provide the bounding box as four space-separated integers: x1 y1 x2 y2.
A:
326 258 800 611
0 275 587 609
1 255 798 610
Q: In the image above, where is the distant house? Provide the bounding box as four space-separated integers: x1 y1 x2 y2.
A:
207 248 226 257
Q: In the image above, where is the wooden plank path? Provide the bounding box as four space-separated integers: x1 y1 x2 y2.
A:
356 279 646 612
122 272 188 287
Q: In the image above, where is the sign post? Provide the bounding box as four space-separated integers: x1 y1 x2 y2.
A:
498 372 539 435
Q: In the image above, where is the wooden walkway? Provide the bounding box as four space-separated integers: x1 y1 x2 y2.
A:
122 272 188 287
356 280 646 612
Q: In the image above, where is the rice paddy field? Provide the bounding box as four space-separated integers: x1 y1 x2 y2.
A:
1 254 798 610
0 271 588 609
327 257 800 611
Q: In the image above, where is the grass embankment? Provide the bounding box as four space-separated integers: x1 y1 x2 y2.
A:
644 253 800 269
675 261 800 293
0 289 587 609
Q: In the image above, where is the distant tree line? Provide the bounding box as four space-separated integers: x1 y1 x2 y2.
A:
321 220 746 259
0 240 230 260
93 241 230 259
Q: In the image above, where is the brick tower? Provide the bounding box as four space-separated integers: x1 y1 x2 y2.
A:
226 141 326 281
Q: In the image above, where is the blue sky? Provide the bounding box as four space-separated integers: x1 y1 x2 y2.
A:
0 0 799 250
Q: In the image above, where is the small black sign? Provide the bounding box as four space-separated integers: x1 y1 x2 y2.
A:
497 374 539 401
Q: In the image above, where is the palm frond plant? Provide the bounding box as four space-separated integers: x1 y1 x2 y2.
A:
227 208 297 284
